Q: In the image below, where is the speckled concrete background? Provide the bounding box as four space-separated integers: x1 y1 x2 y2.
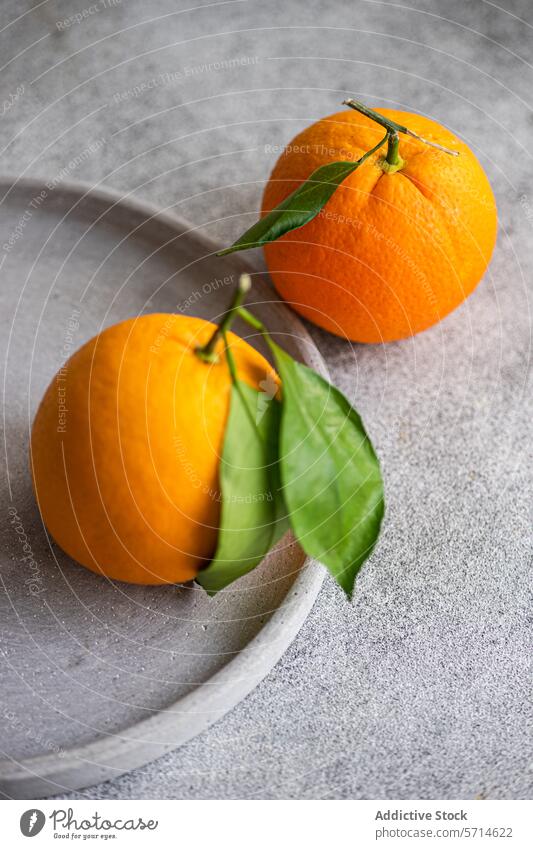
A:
1 0 531 799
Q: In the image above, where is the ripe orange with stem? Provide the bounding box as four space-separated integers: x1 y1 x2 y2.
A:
261 104 497 343
30 302 276 585
30 274 385 598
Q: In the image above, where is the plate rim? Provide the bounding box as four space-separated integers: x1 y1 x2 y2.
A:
0 177 326 799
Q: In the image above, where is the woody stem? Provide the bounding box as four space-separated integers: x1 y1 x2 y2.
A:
386 132 401 166
343 98 459 158
196 274 251 363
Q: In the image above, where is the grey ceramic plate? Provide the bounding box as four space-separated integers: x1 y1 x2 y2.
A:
0 179 325 798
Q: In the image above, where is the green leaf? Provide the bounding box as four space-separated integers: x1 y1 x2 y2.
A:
269 343 384 598
218 134 387 256
196 380 288 595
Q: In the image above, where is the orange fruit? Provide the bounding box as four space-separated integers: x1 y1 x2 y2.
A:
262 108 497 343
30 314 275 585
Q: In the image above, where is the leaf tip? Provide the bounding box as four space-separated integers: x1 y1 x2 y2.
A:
336 574 356 601
194 576 218 597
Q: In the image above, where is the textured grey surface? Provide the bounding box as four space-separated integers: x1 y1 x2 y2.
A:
1 0 531 799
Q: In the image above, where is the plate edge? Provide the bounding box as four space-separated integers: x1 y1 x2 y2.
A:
0 177 327 798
